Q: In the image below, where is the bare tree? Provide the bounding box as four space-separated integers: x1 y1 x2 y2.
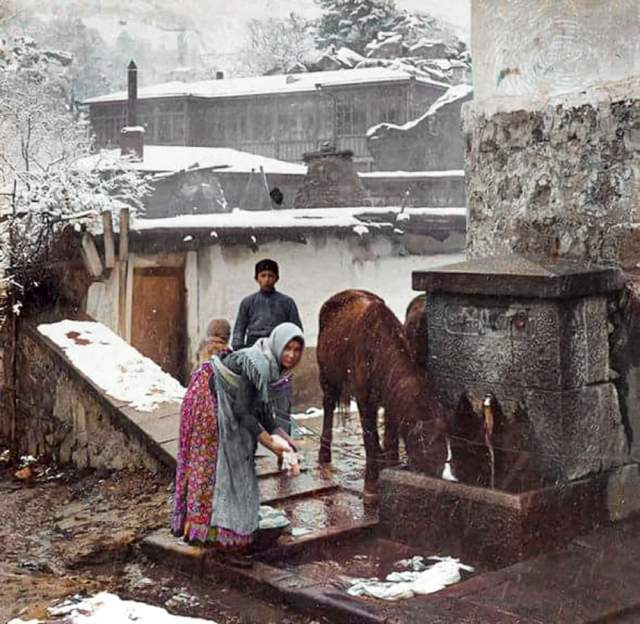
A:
0 36 150 317
236 12 315 76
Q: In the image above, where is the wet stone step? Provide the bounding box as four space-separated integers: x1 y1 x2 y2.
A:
259 470 339 504
258 490 379 562
255 455 309 478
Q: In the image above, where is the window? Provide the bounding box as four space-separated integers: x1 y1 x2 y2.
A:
336 96 366 137
251 103 274 142
156 101 186 144
380 98 401 124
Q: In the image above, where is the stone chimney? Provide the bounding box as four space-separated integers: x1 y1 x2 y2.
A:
294 146 371 209
120 59 144 160
120 126 145 161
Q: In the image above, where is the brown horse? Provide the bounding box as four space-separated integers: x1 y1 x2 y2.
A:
317 289 447 496
404 294 427 369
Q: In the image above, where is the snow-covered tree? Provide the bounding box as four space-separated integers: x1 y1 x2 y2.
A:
0 35 150 318
26 16 112 101
315 0 397 55
236 12 315 76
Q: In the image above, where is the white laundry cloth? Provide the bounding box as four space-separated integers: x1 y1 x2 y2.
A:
347 556 474 602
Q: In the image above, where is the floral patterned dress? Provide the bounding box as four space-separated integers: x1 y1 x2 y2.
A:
171 361 254 549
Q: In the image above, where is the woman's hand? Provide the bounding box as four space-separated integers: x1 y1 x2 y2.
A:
258 431 290 457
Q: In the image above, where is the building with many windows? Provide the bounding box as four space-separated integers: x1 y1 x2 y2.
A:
83 67 448 170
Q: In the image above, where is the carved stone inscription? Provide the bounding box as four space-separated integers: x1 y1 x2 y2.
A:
445 304 529 338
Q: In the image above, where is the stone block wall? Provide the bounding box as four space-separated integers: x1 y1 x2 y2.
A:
465 100 640 264
11 323 167 473
427 291 629 485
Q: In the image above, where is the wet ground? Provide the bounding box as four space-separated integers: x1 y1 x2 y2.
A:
0 414 370 623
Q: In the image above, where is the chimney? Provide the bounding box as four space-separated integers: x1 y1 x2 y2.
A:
120 126 144 161
120 59 144 160
127 59 138 126
215 70 224 80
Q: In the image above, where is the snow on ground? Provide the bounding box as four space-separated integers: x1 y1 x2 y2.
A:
132 206 466 233
8 592 216 624
38 320 185 412
77 145 307 176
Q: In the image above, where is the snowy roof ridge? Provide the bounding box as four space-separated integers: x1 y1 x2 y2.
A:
131 206 467 235
76 145 307 176
367 83 472 137
82 67 449 105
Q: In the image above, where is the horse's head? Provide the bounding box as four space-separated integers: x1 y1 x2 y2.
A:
403 387 449 476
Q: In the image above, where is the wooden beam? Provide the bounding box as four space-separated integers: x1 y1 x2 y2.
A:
119 207 130 262
260 165 271 210
80 232 104 279
102 210 116 269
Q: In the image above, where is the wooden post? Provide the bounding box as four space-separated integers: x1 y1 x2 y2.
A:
259 165 272 210
80 232 104 279
102 210 115 269
7 180 17 459
119 207 130 262
117 208 130 339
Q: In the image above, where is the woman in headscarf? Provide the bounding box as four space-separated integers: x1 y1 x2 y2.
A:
172 322 304 565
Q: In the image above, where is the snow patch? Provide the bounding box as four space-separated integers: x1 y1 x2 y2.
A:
37 320 185 412
9 591 217 623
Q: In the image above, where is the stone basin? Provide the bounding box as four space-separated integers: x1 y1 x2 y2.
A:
379 464 640 569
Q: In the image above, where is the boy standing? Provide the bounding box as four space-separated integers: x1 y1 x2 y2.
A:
232 258 303 350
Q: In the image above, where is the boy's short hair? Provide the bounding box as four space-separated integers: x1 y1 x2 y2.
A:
255 258 279 278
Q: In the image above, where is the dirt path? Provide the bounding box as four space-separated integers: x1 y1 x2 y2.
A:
0 447 329 624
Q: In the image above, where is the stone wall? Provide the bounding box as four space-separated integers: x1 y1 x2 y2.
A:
465 100 640 264
471 0 640 115
10 322 168 472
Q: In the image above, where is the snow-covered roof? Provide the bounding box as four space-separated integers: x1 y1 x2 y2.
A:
77 145 307 176
38 320 185 412
360 170 465 179
132 206 466 235
426 83 473 116
83 67 449 105
367 83 473 136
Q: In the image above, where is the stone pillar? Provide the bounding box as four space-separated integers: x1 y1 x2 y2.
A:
465 0 640 265
294 148 371 209
414 256 629 487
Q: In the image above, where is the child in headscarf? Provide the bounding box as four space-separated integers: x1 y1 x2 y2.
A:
194 319 231 373
172 322 304 567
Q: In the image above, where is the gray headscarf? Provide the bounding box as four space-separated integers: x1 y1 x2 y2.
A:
221 322 304 403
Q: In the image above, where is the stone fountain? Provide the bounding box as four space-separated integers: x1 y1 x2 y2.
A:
379 255 640 568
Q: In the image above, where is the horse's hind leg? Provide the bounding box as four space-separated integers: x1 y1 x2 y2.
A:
319 378 339 464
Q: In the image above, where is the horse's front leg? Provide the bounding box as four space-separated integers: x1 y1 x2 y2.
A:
318 380 339 464
357 397 383 499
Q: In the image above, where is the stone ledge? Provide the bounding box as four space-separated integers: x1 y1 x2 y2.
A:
413 255 625 299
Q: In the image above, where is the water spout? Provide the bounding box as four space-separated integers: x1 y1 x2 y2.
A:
482 393 496 489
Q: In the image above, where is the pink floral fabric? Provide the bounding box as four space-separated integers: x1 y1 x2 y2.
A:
171 361 254 549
